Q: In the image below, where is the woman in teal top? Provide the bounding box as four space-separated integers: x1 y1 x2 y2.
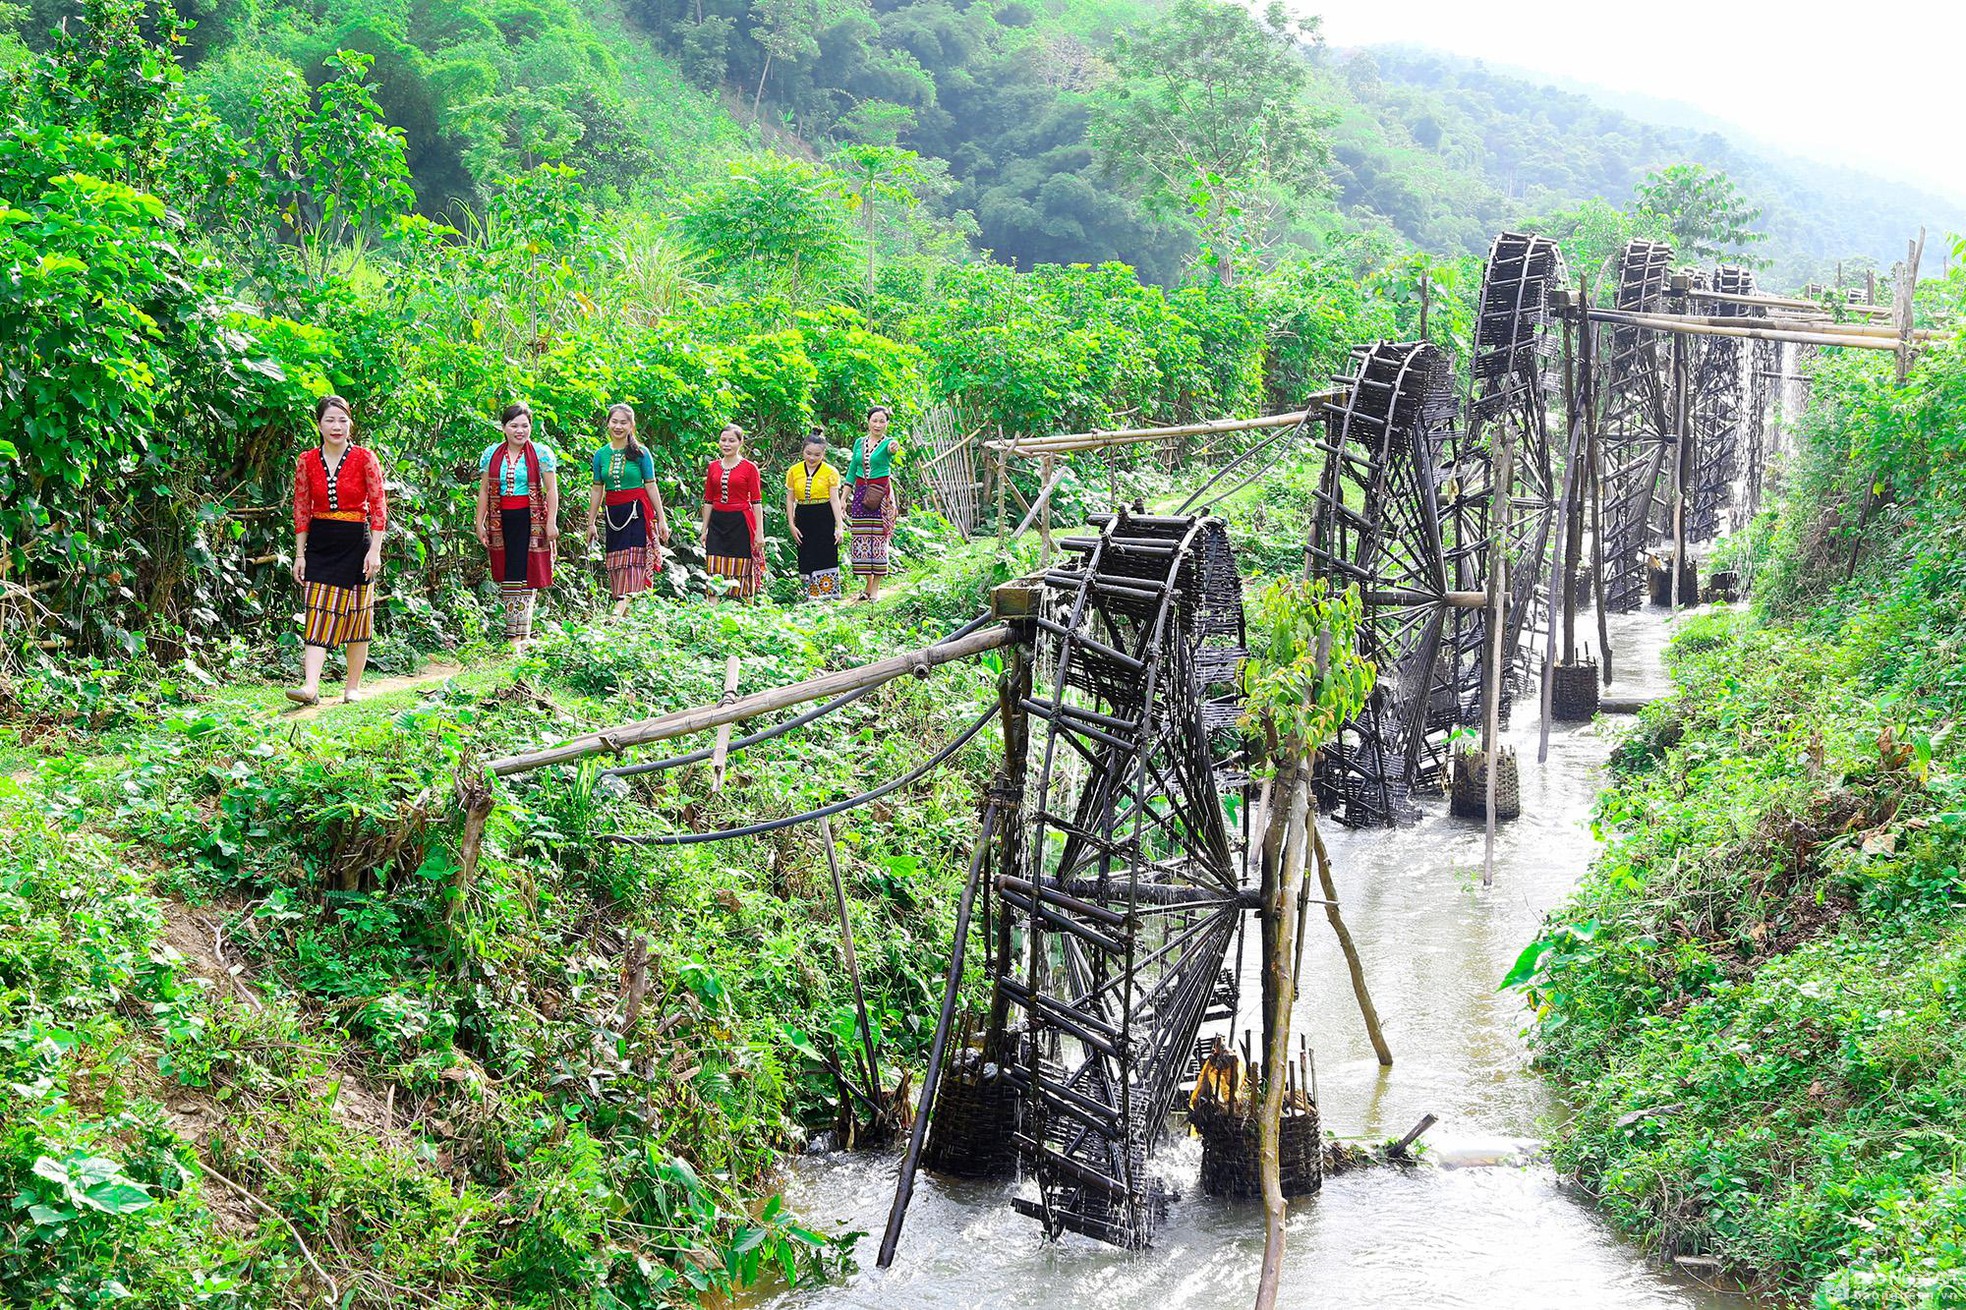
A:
845 403 901 600
473 402 560 643
584 403 670 615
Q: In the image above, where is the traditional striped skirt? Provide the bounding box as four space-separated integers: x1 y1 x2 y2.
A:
603 490 658 599
847 477 897 578
301 517 374 648
303 580 374 648
705 509 759 599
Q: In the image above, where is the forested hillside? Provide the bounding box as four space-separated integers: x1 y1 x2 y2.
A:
1333 46 1961 284
5 0 1949 287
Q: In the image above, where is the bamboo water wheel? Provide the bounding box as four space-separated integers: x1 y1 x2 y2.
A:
1685 265 1755 543
1595 238 1677 613
1469 231 1570 710
986 508 1251 1248
1305 341 1482 827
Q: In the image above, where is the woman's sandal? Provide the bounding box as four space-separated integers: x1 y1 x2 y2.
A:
342 689 365 704
284 689 319 707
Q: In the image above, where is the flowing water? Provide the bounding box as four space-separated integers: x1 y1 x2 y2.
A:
755 610 1766 1310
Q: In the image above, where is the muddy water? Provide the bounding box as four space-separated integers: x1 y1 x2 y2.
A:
757 611 1764 1309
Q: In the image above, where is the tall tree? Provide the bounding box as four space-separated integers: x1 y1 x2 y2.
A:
1635 162 1768 263
1087 0 1331 283
831 142 924 294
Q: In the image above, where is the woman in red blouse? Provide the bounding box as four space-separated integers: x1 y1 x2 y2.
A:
697 423 765 600
288 395 387 706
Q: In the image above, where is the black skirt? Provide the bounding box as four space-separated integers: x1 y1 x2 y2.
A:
602 499 648 553
706 508 752 559
499 507 532 584
793 502 838 574
304 518 370 590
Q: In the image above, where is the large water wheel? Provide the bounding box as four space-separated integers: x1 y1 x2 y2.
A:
1595 238 1676 612
1686 264 1755 541
1470 232 1570 704
1306 341 1480 827
988 508 1250 1248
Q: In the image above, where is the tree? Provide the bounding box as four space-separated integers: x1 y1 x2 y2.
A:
1634 162 1767 264
676 154 853 296
1088 0 1332 284
830 142 926 295
748 0 820 118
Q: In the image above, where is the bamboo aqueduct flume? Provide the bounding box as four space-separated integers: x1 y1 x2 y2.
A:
480 226 1944 1277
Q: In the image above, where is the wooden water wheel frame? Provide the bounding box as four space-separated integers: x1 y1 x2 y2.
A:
1685 264 1756 542
1595 238 1677 613
987 507 1251 1248
1305 340 1478 827
1469 231 1571 710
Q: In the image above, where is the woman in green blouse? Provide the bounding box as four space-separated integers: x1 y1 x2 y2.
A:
845 403 901 601
585 403 670 616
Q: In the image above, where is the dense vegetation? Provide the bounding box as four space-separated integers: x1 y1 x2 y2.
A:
1512 261 1966 1304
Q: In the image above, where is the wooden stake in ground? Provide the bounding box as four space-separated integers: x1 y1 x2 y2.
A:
1310 818 1392 1065
709 655 741 792
818 814 881 1104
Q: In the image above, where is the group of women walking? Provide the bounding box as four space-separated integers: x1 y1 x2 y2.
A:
286 398 901 705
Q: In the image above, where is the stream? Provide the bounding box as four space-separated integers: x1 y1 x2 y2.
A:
753 610 1766 1309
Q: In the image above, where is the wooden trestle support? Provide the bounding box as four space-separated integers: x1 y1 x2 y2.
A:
1305 341 1482 827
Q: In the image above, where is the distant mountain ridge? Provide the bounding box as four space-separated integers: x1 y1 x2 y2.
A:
1326 43 1963 283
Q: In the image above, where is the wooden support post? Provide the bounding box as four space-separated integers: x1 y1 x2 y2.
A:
877 803 1001 1269
1897 229 1926 386
1038 454 1056 564
709 655 741 792
1586 304 1613 686
1310 818 1392 1066
984 643 1032 1064
1670 330 1690 612
1481 420 1514 888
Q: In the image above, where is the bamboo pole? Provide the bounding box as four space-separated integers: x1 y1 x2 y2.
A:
818 814 882 1104
487 625 1017 775
985 398 1344 456
1688 287 1893 318
709 656 741 792
1309 819 1392 1065
1636 311 1946 340
1579 307 1924 351
877 802 1001 1269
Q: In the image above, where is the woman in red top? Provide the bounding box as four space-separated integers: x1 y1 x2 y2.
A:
697 423 765 600
287 395 387 706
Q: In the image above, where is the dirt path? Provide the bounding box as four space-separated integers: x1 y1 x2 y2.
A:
283 661 466 720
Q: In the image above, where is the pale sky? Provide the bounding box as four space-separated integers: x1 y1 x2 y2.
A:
1300 0 1966 206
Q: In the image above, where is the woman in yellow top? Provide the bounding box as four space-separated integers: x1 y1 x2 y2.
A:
784 427 846 601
